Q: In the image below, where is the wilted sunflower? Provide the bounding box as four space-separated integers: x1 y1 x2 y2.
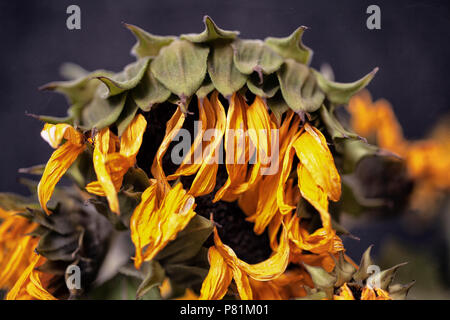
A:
0 16 412 300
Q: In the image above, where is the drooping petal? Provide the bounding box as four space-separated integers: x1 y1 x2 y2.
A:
91 128 120 214
151 108 186 199
167 97 213 180
213 223 290 281
189 92 226 196
38 141 85 214
296 164 331 230
130 181 159 269
214 93 250 202
119 114 147 158
199 247 233 300
293 123 341 202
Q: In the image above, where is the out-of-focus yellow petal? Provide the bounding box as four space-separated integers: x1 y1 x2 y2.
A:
333 283 355 300
26 270 57 300
130 182 196 269
249 278 282 300
38 141 85 215
199 247 233 300
293 123 341 202
361 287 391 300
5 251 40 300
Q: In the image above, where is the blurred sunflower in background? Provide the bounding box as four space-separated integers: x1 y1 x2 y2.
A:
0 16 421 300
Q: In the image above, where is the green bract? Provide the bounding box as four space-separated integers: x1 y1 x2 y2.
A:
39 16 376 129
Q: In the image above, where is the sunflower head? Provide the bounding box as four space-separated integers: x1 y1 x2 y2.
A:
0 16 416 300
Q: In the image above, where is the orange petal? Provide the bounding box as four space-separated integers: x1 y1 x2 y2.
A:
333 283 355 300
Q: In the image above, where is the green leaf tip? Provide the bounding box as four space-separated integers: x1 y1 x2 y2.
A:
265 26 313 65
313 67 379 105
180 15 239 43
125 23 176 58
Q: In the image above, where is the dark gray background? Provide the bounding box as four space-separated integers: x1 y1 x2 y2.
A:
0 0 449 298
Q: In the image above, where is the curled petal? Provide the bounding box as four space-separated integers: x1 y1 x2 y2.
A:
213 223 290 281
40 123 84 148
199 247 233 300
151 108 186 199
38 142 85 214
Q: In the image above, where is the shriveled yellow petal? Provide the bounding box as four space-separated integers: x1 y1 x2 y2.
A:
86 114 142 201
293 123 341 201
151 108 186 199
213 223 290 281
130 181 159 269
91 128 120 214
333 283 355 300
168 97 213 180
199 247 233 300
38 141 85 214
214 93 250 202
189 92 226 196
276 131 302 215
130 182 196 269
361 287 392 300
